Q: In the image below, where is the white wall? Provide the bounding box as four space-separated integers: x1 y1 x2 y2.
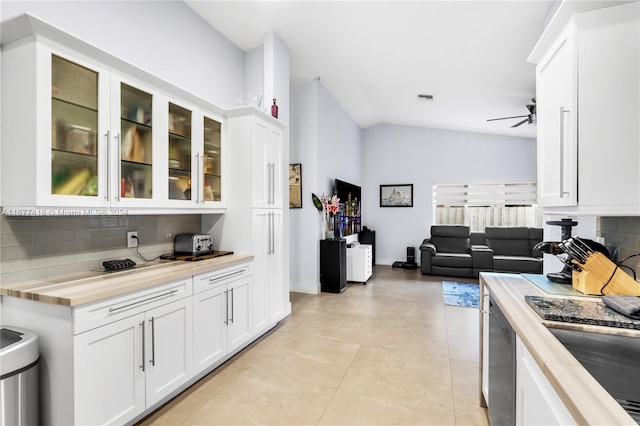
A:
362 124 537 265
289 80 362 293
1 1 245 108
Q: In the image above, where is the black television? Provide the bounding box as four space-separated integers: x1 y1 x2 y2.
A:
334 179 361 204
334 179 361 237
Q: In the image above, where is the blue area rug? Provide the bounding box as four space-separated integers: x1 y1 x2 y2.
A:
442 281 479 308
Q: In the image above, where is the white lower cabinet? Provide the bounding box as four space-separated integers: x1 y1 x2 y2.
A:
516 335 576 425
193 264 253 371
1 261 267 425
74 313 145 425
74 287 192 425
144 299 193 407
251 209 284 334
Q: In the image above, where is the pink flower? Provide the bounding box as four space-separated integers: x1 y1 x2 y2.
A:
321 193 340 216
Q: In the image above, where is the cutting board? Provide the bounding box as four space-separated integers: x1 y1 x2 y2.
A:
522 274 588 297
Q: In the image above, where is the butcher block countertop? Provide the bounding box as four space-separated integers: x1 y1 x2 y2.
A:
480 273 639 425
0 254 253 307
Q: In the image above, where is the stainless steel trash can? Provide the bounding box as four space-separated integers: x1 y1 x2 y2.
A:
0 326 39 426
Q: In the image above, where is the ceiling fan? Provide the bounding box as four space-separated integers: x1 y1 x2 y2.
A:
487 98 536 128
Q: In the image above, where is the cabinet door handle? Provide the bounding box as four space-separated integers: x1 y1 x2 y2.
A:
224 289 229 325
268 212 273 255
230 287 234 324
149 317 155 366
208 269 246 284
559 106 569 198
271 212 275 254
271 163 275 205
200 154 205 204
105 131 111 201
115 132 122 201
140 321 145 372
193 154 199 203
270 163 274 205
108 289 179 312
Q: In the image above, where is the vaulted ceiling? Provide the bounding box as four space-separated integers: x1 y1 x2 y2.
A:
187 1 556 139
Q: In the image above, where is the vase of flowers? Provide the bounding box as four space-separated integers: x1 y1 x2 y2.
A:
312 192 340 239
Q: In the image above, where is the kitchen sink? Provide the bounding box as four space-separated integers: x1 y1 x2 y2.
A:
549 328 640 423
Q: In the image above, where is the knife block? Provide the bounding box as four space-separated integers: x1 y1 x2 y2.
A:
572 252 640 296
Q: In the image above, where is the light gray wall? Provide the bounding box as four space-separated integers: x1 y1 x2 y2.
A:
289 80 361 294
361 124 537 265
0 215 201 284
1 1 245 108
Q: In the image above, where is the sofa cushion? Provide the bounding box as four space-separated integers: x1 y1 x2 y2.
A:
431 253 472 269
430 226 470 254
485 227 532 257
494 255 542 274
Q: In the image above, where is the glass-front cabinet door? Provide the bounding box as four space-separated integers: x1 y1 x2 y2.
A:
168 102 194 203
118 83 153 202
202 115 223 205
50 54 106 205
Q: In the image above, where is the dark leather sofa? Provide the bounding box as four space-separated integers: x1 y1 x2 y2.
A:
420 225 543 278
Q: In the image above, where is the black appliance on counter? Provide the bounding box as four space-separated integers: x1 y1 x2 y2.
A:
534 218 612 284
159 233 233 261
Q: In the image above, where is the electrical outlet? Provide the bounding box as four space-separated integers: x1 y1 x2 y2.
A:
127 231 138 248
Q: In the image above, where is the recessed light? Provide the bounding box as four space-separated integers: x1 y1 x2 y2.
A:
417 94 434 100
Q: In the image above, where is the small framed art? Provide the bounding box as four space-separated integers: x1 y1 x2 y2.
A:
289 164 302 208
380 184 413 207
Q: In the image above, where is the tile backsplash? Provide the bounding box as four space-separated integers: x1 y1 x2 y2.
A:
0 214 202 285
598 217 640 279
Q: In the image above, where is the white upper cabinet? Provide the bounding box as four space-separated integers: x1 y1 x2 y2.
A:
529 2 640 215
535 19 578 208
576 2 639 214
111 74 163 209
0 15 227 215
2 43 111 209
251 118 284 209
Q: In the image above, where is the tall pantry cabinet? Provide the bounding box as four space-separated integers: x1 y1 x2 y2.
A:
208 107 290 334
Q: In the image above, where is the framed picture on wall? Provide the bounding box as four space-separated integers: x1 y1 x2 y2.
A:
289 164 302 208
380 184 413 207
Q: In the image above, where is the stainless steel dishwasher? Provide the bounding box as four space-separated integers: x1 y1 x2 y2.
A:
488 295 516 425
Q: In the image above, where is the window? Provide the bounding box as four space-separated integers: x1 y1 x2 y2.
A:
433 182 541 232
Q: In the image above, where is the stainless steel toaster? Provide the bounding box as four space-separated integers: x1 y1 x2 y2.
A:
174 233 214 255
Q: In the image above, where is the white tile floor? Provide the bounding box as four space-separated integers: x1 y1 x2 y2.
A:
138 266 490 425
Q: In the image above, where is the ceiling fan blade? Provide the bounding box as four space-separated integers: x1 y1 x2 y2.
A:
487 114 529 122
511 118 529 128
